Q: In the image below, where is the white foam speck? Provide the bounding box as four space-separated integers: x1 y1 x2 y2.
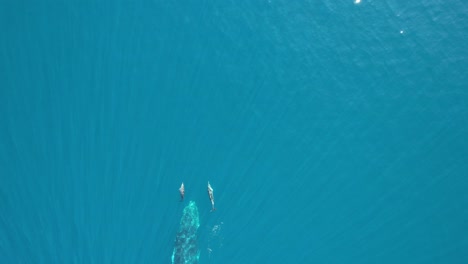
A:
354 0 361 4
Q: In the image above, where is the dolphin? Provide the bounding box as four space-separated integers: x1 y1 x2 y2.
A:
207 181 216 211
179 182 185 201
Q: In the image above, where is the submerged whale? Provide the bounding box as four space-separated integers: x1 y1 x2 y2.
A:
172 201 200 264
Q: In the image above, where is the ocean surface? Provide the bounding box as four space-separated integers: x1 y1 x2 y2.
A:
1 0 467 263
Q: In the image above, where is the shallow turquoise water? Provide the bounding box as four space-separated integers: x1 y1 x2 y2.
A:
0 1 467 263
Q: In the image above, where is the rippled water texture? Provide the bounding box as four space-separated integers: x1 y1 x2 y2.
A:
0 0 467 263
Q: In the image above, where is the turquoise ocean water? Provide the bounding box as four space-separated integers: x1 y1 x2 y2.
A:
1 0 467 263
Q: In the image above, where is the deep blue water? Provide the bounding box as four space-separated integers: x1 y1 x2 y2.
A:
1 0 467 263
